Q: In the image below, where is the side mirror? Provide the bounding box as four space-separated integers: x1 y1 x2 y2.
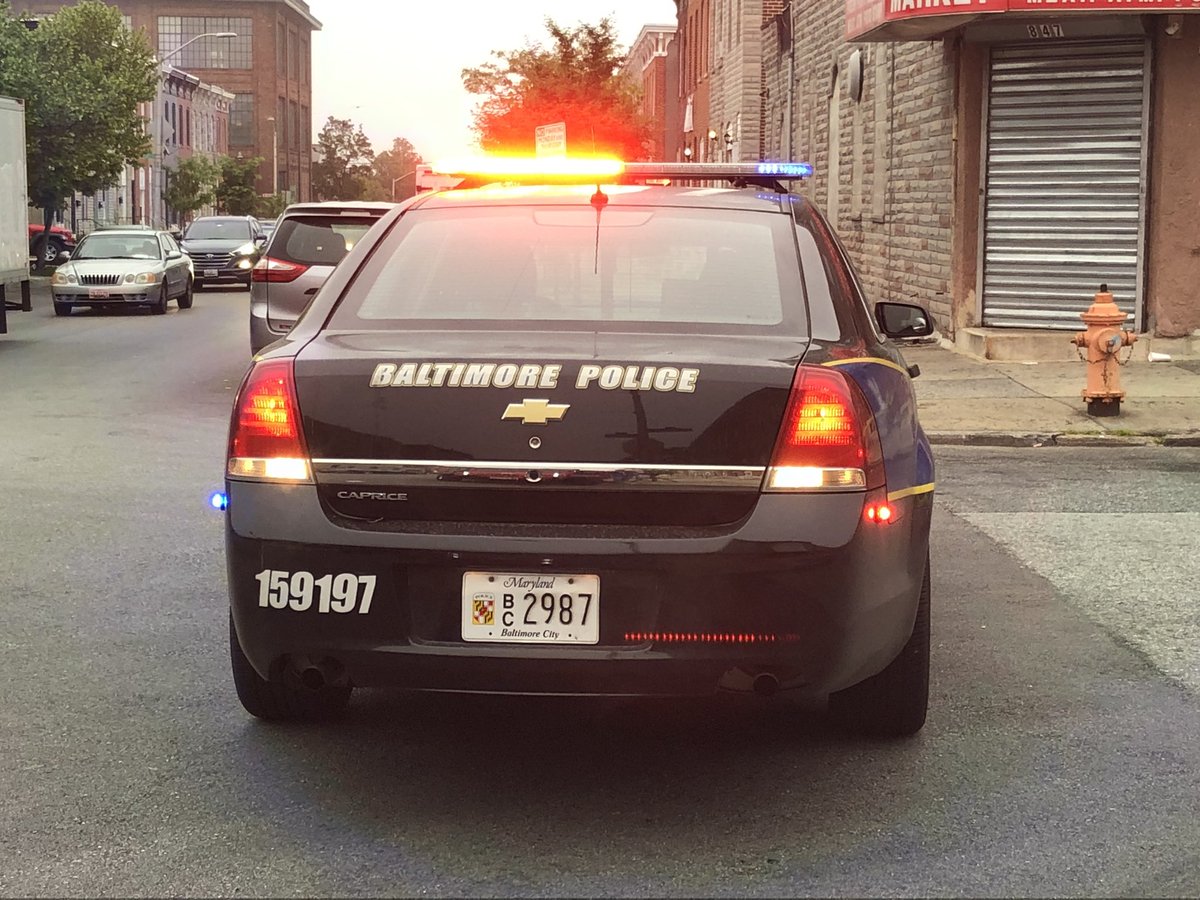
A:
875 301 934 340
167 250 183 260
253 234 268 247
54 250 71 266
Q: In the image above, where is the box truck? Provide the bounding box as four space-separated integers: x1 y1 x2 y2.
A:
0 95 32 334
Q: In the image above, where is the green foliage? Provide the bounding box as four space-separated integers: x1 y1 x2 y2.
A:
311 116 374 201
255 192 289 218
163 155 218 224
216 155 262 215
372 136 423 201
461 18 650 159
0 0 157 221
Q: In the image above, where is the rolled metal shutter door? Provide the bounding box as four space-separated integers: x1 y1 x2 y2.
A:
982 39 1147 330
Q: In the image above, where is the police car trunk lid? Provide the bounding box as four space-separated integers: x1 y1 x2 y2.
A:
294 330 809 527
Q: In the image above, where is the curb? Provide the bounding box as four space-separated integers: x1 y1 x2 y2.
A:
927 431 1200 448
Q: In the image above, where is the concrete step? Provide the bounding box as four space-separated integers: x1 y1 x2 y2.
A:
954 327 1200 363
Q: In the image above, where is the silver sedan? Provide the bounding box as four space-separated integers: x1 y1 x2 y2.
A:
50 228 194 316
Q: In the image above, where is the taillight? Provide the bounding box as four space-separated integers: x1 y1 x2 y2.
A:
251 256 309 283
227 359 311 482
764 365 884 492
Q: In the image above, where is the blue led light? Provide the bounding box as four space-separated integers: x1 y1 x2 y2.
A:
756 162 814 178
209 491 229 511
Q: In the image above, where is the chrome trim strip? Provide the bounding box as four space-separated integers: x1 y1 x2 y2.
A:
311 459 765 491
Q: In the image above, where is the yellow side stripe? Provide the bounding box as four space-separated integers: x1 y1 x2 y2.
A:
821 357 910 377
887 482 936 502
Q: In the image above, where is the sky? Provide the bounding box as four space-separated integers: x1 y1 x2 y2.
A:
306 0 678 161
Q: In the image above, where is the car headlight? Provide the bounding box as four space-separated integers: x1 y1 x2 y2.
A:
51 269 77 285
128 272 159 284
234 242 257 256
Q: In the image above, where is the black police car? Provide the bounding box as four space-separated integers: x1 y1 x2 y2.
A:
224 160 936 736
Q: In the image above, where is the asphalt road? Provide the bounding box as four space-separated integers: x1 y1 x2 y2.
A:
1 287 1198 897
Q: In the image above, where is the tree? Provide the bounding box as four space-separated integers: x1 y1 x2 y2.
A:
0 0 157 264
255 192 288 219
215 155 262 215
461 18 650 159
372 136 423 202
311 116 374 201
162 155 218 226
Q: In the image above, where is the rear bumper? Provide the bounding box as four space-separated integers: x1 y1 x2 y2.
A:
249 301 291 354
225 483 932 698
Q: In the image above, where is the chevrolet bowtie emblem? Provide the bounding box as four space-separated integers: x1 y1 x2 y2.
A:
502 398 570 425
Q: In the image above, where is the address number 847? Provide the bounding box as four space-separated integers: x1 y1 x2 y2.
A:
254 569 376 614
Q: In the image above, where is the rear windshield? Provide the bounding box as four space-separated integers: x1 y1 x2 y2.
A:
269 215 379 267
184 219 251 241
330 205 805 334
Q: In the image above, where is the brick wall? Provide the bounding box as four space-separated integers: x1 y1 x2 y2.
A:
709 0 765 161
785 3 956 329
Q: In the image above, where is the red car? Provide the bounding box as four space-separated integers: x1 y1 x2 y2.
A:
28 223 76 264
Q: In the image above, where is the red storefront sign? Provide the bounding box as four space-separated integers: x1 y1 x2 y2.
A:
847 0 1200 40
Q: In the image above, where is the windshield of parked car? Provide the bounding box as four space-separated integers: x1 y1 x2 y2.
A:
75 234 162 260
184 220 252 241
333 204 803 334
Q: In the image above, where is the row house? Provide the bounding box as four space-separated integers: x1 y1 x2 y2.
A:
669 0 1200 347
622 24 679 160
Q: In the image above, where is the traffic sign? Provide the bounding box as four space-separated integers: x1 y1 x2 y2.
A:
535 122 567 158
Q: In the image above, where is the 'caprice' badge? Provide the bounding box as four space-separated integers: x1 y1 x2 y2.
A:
368 362 700 393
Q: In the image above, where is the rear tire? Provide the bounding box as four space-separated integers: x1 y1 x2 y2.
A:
177 277 194 310
150 284 168 315
53 300 71 316
229 614 352 721
827 554 930 738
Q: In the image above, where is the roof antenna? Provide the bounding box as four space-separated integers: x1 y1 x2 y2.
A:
591 185 608 275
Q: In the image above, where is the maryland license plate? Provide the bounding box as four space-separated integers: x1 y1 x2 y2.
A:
87 288 110 299
461 572 600 644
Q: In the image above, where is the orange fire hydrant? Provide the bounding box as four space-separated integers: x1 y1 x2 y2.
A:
1071 283 1137 417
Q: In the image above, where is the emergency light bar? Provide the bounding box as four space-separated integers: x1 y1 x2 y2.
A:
428 157 814 190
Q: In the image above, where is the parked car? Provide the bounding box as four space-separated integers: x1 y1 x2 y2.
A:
180 215 265 289
249 202 394 353
50 227 193 315
224 159 937 737
28 222 76 265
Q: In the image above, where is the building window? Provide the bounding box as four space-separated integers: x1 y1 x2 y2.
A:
290 100 299 155
300 38 308 84
277 22 286 74
288 30 298 81
229 93 254 146
158 16 253 70
300 104 309 148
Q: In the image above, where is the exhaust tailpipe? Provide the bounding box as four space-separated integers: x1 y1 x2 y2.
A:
753 672 780 697
300 666 327 690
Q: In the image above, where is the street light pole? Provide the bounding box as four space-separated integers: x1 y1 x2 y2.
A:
266 116 278 195
151 31 236 227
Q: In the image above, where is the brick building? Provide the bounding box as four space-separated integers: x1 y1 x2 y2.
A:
668 0 1200 347
23 0 321 205
675 0 713 162
130 66 234 227
622 24 678 160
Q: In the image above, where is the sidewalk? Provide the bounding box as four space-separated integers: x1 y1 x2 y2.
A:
906 341 1200 447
